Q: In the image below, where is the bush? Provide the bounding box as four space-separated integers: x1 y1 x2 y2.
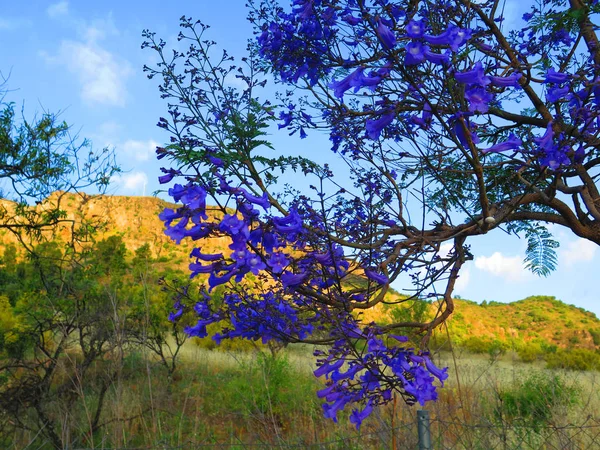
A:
228 352 312 418
460 337 507 357
517 343 544 363
545 348 600 371
589 329 600 346
495 373 579 430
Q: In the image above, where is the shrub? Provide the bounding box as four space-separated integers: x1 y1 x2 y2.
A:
589 329 600 347
460 337 507 357
495 373 579 430
545 348 600 371
517 343 544 363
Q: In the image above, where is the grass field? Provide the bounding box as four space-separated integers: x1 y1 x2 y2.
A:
7 338 600 449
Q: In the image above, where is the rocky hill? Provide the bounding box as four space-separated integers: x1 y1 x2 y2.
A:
1 191 599 353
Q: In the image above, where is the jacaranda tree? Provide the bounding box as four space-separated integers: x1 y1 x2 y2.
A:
143 0 600 428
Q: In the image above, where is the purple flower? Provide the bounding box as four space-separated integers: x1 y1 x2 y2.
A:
546 85 570 103
405 20 425 38
424 356 448 385
490 73 522 88
330 68 363 99
377 20 396 49
246 253 266 275
317 383 337 398
159 208 181 226
272 209 304 240
180 185 208 216
349 401 373 430
168 184 186 202
592 78 600 106
219 214 246 235
341 14 361 26
454 62 490 87
465 86 494 113
278 110 294 129
544 68 570 84
158 173 175 184
367 337 386 352
322 395 349 422
267 252 290 273
208 270 237 290
191 248 223 261
208 155 224 167
281 270 308 288
189 261 217 275
449 28 472 51
405 41 428 66
366 111 395 140
168 308 184 322
424 26 455 45
424 48 450 65
164 216 189 244
533 122 570 169
364 269 389 284
241 190 271 211
481 133 523 154
314 358 345 378
329 67 383 99
535 122 555 151
450 115 480 147
523 12 534 21
412 102 433 129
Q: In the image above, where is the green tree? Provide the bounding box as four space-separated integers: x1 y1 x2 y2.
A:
0 82 119 253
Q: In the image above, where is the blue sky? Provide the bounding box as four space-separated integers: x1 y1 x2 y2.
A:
1 1 598 316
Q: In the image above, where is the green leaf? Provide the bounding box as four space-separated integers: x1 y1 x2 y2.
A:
523 225 559 277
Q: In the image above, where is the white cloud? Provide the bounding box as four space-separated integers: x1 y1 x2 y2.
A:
121 139 159 162
113 172 148 194
47 40 133 107
474 252 529 281
47 1 69 18
438 243 453 258
561 238 597 267
41 11 131 107
454 267 470 294
78 16 118 42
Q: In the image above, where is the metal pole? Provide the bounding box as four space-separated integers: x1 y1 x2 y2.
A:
417 410 432 450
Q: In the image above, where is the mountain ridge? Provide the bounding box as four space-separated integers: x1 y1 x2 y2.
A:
1 191 598 352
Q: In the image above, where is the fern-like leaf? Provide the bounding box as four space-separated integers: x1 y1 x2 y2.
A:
523 225 559 277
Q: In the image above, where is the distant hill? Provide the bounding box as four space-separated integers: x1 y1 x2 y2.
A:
0 191 225 273
362 295 600 353
2 192 599 353
447 296 600 350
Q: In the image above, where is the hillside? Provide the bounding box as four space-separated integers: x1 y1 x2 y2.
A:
0 191 226 273
447 296 600 350
1 191 599 353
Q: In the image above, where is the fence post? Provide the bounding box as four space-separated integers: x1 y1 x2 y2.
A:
417 410 432 450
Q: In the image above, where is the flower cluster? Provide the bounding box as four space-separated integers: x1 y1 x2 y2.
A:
314 327 447 429
158 144 447 428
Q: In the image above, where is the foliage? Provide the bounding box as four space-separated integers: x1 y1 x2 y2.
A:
459 336 508 358
523 225 560 277
0 91 118 249
0 232 191 446
517 342 545 363
545 348 600 371
144 0 600 428
494 373 580 431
